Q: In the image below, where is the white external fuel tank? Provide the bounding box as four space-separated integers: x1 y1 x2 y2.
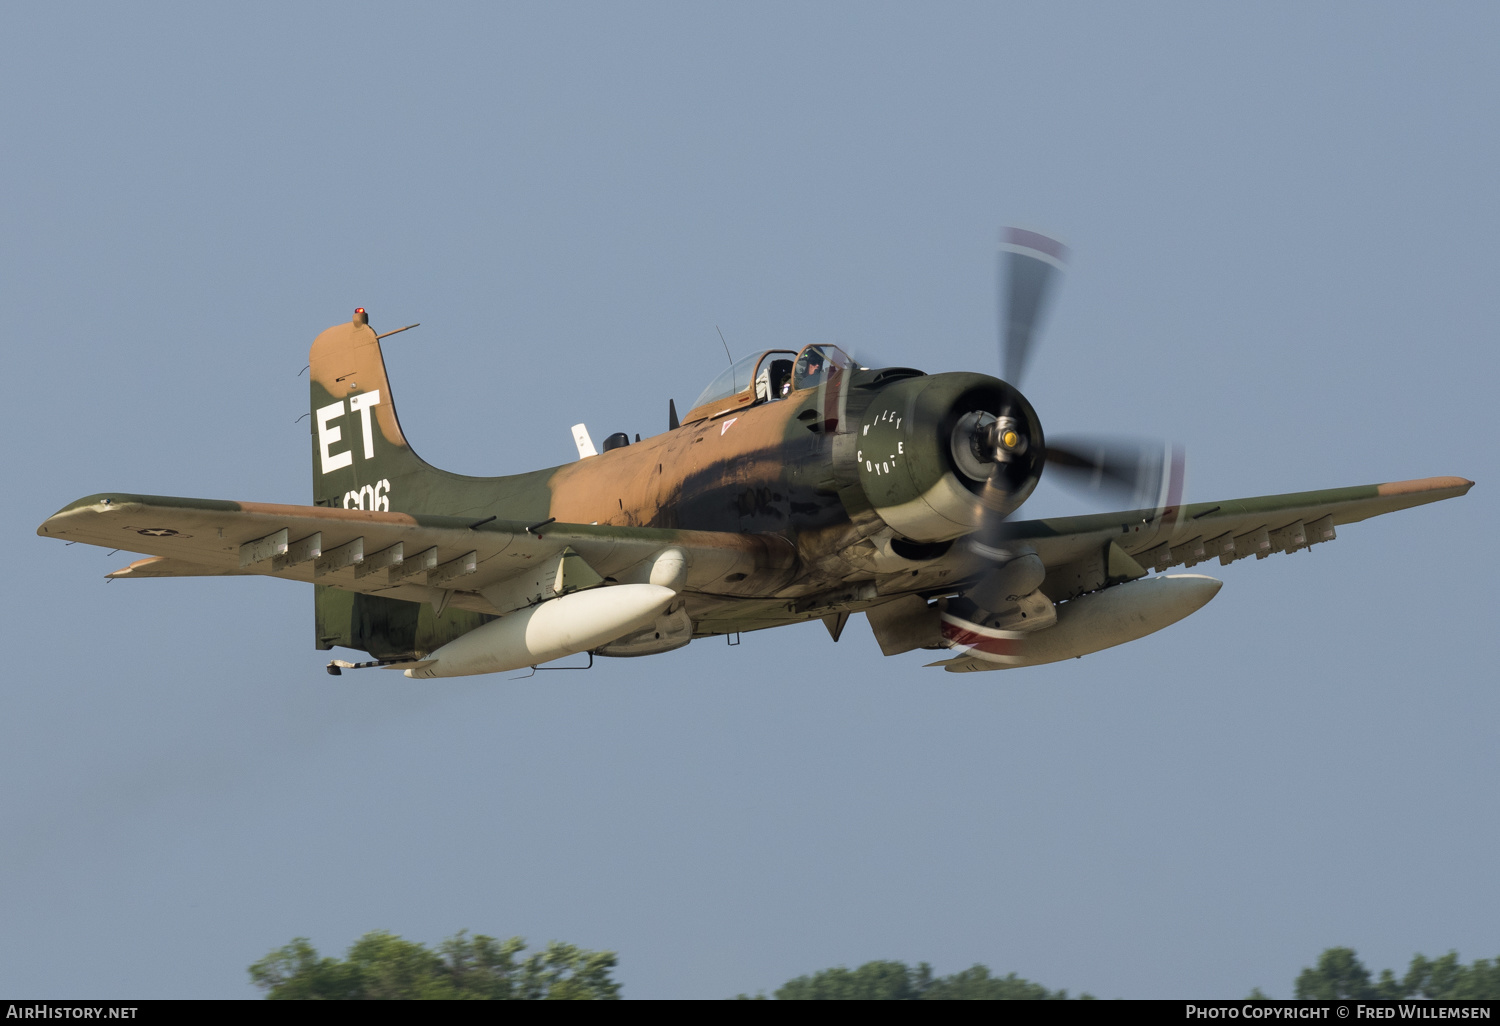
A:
936 573 1223 672
406 584 678 678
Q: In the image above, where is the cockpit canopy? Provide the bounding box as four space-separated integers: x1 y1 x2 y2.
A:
690 345 855 412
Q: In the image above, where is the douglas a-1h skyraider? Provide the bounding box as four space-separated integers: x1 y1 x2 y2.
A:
38 231 1472 677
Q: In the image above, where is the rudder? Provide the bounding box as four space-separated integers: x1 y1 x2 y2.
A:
307 308 519 659
308 308 435 512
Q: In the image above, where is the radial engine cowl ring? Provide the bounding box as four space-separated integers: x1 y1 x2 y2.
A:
854 373 1044 543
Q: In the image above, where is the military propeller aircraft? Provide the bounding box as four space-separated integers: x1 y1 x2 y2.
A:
38 230 1472 677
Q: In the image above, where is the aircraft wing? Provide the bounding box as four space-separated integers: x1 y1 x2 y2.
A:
996 475 1474 599
920 475 1472 674
37 493 797 616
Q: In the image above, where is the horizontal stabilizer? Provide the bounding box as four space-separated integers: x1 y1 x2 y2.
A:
107 556 246 579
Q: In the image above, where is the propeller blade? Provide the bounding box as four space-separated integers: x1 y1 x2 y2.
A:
999 227 1069 386
954 426 1046 613
954 459 1053 625
804 345 862 435
1045 436 1186 515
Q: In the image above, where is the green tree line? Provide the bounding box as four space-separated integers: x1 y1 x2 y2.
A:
249 931 620 999
249 932 1500 999
1288 947 1500 1001
742 961 1089 1000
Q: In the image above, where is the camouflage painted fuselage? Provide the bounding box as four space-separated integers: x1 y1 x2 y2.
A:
306 315 996 656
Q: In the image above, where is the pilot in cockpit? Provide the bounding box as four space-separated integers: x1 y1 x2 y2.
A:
793 347 826 392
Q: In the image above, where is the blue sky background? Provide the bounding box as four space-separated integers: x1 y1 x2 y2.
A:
2 2 1495 999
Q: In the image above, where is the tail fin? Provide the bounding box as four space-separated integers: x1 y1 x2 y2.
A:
310 309 505 656
309 308 446 514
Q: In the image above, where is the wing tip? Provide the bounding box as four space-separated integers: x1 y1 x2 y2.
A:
39 493 126 532
1376 476 1474 498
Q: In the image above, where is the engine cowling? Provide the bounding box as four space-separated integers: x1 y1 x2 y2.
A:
853 372 1044 543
